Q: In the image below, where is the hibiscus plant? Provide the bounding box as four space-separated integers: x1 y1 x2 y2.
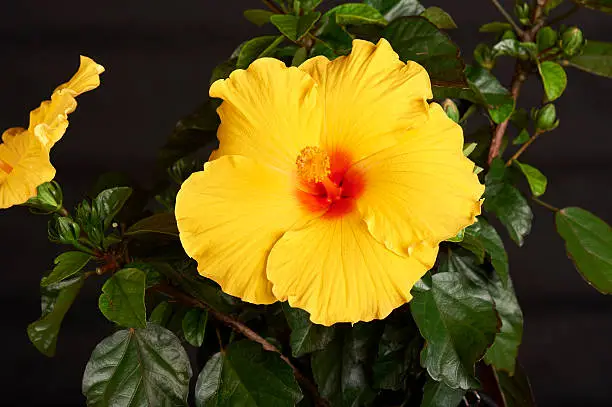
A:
2 0 611 406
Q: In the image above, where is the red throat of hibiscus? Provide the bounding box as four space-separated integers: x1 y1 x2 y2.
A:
295 146 364 218
0 158 13 174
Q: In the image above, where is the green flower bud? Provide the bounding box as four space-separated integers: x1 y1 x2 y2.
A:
24 181 63 214
535 104 559 132
515 3 530 25
442 99 460 123
560 26 584 56
501 30 517 41
48 216 81 244
474 43 494 70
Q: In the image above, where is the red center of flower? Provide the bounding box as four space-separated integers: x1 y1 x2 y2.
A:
295 146 364 218
0 158 13 174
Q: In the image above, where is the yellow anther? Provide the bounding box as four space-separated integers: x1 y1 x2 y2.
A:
296 146 331 183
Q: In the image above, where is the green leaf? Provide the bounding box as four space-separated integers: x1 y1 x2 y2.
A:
383 17 466 86
491 39 531 59
237 36 285 69
94 187 132 230
25 181 63 213
571 0 612 13
149 301 173 325
28 276 84 357
41 251 91 287
420 7 456 29
411 272 499 389
365 0 425 20
270 12 321 41
194 341 303 407
312 324 378 406
496 364 536 407
48 216 80 245
479 22 512 33
514 161 548 197
421 376 466 407
282 303 335 357
555 207 612 293
82 324 192 406
513 129 531 145
538 61 567 101
99 268 147 328
301 0 323 10
466 65 515 124
484 159 533 246
126 213 179 237
210 58 237 85
536 26 558 52
291 47 308 66
568 40 612 78
324 3 387 26
243 9 275 26
464 218 509 283
182 308 208 347
544 0 565 14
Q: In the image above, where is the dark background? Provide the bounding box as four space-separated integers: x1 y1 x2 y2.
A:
0 1 610 406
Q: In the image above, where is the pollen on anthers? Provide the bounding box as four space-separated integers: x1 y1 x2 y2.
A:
296 146 331 183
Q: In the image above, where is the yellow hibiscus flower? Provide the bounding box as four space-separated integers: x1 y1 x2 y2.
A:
0 56 104 209
175 39 484 326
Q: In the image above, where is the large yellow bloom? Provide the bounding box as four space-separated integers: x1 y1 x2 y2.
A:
0 56 104 209
176 39 484 326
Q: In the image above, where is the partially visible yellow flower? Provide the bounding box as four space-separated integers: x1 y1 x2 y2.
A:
176 39 484 326
0 56 104 209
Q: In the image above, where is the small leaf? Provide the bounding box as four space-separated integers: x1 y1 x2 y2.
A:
325 3 387 26
126 213 179 237
243 9 275 26
411 272 499 389
93 187 132 230
496 363 537 407
194 341 303 407
556 207 612 293
282 303 335 357
513 129 531 145
270 12 321 41
568 40 612 78
479 22 512 33
291 47 308 66
570 0 612 13
182 308 208 347
28 276 84 357
536 26 558 52
82 324 192 407
464 218 509 283
301 0 323 10
466 65 515 124
365 0 425 20
538 61 567 101
237 36 284 69
99 268 147 328
420 7 456 29
421 376 466 407
515 161 548 197
41 251 91 287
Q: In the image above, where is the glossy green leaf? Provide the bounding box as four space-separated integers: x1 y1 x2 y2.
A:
536 27 558 52
41 251 91 287
466 65 515 124
194 341 302 407
513 129 531 145
94 187 132 229
243 9 275 26
270 12 321 41
571 0 612 13
365 0 425 20
324 3 386 26
82 324 192 406
182 308 208 347
421 376 466 407
420 7 456 29
484 159 533 246
411 272 498 389
496 364 536 407
515 161 548 197
568 40 612 78
237 36 284 69
538 61 567 101
282 303 335 357
28 276 84 357
556 207 612 293
99 268 147 328
464 218 509 283
312 324 378 405
479 22 512 33
126 213 179 237
383 17 466 86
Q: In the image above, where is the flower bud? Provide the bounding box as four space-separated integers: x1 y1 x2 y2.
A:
25 181 63 214
48 216 81 244
442 99 460 123
535 104 559 132
515 2 530 25
560 26 584 56
474 43 494 70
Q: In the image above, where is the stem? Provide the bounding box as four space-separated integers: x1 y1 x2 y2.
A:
152 283 329 407
58 206 69 217
505 130 543 166
532 196 559 212
262 0 283 14
489 0 525 37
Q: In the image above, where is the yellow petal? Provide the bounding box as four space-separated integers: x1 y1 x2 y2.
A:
0 129 55 209
349 103 484 255
299 38 432 163
209 58 322 171
54 55 105 96
175 155 321 304
28 90 76 149
267 211 438 326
